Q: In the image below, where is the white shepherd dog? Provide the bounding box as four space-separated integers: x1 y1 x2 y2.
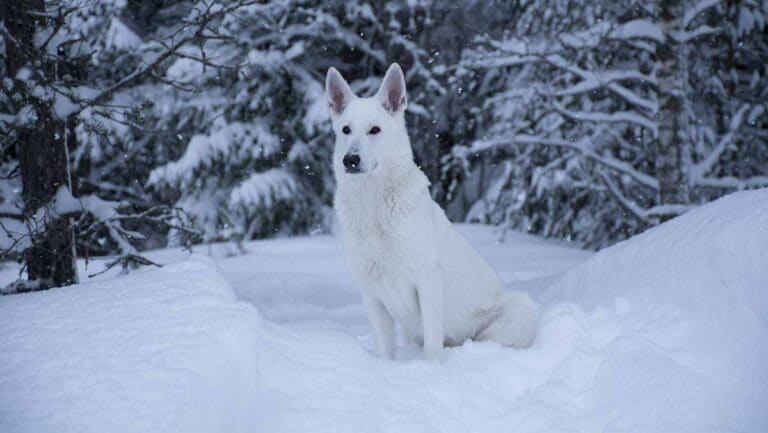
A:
326 63 538 360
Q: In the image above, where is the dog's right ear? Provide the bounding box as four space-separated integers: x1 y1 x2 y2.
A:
326 67 354 116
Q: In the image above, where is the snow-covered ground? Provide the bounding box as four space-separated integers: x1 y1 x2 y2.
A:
1 190 767 433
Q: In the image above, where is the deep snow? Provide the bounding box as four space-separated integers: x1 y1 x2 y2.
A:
0 258 261 433
1 190 767 433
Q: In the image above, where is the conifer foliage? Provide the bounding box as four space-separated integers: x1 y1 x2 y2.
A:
1 0 766 289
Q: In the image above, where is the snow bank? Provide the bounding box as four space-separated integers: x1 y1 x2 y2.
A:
242 193 767 433
0 258 262 433
1 191 765 433
541 189 768 432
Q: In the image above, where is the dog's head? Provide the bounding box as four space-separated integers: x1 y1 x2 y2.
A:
325 63 411 175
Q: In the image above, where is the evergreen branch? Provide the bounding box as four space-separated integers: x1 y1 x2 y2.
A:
77 0 260 112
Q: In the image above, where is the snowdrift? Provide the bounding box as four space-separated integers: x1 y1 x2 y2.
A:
1 189 766 433
538 188 768 432
0 258 262 433
245 191 768 433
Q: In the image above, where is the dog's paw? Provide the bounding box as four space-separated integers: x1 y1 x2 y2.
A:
423 345 444 361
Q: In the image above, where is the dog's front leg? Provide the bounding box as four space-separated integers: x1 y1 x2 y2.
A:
417 272 444 360
361 290 395 359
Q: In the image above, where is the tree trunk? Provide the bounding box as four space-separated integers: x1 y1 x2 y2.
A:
655 0 689 217
2 0 77 287
18 114 77 287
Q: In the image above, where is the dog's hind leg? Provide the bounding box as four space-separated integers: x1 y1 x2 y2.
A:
478 291 539 349
361 290 396 359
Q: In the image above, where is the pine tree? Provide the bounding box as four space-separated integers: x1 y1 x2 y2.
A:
148 0 445 242
0 0 255 290
456 0 767 248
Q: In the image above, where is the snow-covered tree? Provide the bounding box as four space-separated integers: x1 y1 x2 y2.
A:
2 0 766 292
684 0 768 194
456 0 767 248
148 0 446 242
0 0 253 289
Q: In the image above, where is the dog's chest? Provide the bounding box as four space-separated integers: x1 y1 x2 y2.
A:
358 226 412 283
344 208 414 281
336 180 422 287
343 213 422 328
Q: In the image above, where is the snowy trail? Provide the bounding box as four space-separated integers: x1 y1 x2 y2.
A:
1 191 767 433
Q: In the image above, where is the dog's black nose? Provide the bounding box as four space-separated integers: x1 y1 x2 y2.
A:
343 154 361 172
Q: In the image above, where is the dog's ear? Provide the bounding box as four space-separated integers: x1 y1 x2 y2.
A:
326 67 354 116
376 63 407 115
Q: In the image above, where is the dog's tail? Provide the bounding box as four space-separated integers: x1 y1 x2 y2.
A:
479 290 539 349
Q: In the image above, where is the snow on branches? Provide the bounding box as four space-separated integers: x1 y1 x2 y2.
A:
457 0 767 248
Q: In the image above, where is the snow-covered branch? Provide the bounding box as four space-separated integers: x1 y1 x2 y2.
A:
683 0 722 27
80 0 260 112
472 135 659 191
690 104 752 181
553 102 657 132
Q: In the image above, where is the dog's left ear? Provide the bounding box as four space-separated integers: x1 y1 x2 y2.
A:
376 63 407 115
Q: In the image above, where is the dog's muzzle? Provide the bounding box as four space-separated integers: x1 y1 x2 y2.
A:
343 154 361 173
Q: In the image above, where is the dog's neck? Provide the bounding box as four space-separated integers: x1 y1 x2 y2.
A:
335 158 430 220
338 158 426 192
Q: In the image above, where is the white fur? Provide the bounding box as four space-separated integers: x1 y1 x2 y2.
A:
327 64 538 360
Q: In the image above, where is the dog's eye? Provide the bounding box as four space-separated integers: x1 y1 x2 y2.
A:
368 126 381 135
342 126 351 134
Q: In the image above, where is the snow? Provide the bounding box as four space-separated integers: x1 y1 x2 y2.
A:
15 104 37 126
53 92 78 119
302 80 330 135
683 0 721 27
737 6 764 36
1 190 767 433
0 217 27 252
0 258 261 433
246 42 305 69
228 169 298 210
471 134 660 190
0 180 25 252
609 19 665 43
165 57 206 83
148 121 279 187
541 189 768 432
103 17 143 51
690 103 752 181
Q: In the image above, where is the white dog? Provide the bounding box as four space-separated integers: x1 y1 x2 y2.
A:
327 63 538 359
